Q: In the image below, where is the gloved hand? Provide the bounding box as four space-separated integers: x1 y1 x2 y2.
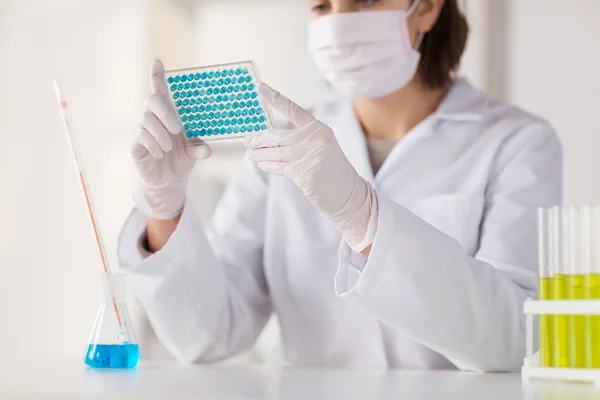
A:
246 84 379 251
131 59 212 220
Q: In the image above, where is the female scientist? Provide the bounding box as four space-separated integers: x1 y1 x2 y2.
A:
119 0 561 371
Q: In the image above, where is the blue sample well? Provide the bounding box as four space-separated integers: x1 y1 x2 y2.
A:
85 344 140 369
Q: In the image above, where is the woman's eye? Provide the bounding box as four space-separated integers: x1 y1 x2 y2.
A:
358 0 380 6
311 3 330 13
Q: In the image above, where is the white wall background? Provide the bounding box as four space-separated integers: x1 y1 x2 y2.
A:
1 0 599 364
507 0 600 204
0 0 150 362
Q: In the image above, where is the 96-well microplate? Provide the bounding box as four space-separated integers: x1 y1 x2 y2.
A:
165 61 273 145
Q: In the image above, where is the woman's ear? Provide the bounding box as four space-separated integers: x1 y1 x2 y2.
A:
415 0 445 34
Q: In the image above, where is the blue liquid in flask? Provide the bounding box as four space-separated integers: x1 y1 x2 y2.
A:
85 344 140 369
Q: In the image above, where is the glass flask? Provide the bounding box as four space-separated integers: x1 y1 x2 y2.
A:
85 273 140 369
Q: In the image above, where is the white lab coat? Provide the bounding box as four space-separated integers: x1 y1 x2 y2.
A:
118 79 562 372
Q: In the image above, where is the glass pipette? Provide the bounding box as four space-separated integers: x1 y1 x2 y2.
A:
52 80 124 329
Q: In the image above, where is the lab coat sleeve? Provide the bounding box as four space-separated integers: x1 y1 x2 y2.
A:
335 122 562 372
117 159 271 363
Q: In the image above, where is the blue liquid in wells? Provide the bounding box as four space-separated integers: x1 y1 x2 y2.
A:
85 344 140 369
168 64 269 138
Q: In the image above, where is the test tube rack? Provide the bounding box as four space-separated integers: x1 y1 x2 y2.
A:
522 299 600 385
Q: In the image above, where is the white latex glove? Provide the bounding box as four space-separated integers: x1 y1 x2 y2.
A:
131 59 212 220
246 84 378 251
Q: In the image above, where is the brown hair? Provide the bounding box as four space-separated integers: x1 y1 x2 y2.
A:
414 0 469 89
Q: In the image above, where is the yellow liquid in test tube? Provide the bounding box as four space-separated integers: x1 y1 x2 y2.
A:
568 274 586 368
539 277 554 367
554 274 570 367
586 274 600 368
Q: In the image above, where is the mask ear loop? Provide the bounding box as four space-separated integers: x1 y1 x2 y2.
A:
407 0 422 16
407 0 425 51
414 32 425 50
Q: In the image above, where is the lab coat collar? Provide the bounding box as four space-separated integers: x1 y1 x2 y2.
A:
333 78 487 183
335 104 375 183
434 78 488 122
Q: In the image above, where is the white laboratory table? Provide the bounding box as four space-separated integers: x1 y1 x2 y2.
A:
2 361 600 400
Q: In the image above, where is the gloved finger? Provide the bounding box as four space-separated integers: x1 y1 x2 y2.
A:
259 83 315 128
149 59 169 96
130 139 150 162
173 134 213 162
245 130 282 149
246 146 297 164
135 128 164 159
145 94 183 134
141 110 174 152
255 161 287 177
191 142 213 160
245 128 298 149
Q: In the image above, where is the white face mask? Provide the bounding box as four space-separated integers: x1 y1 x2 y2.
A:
307 0 423 99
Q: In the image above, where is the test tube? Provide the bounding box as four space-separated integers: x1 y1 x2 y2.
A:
554 206 569 367
587 206 600 368
538 207 554 367
568 206 586 368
